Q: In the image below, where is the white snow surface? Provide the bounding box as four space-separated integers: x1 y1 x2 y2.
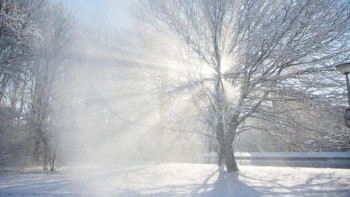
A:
1 163 349 196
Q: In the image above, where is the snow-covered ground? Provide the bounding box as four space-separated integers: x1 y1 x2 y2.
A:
1 163 349 196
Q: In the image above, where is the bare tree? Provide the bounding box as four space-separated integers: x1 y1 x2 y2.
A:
136 0 350 171
29 1 74 170
0 0 43 103
0 0 74 170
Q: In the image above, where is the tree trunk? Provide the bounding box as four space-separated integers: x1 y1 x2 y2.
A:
34 137 41 161
0 74 9 103
43 137 49 170
50 153 55 171
217 144 224 167
43 153 48 170
216 124 239 171
224 140 239 172
216 115 225 169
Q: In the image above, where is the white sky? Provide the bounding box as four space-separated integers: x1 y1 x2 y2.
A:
62 0 130 28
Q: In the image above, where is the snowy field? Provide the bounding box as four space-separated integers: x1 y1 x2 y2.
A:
1 163 350 197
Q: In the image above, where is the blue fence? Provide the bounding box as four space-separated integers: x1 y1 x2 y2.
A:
201 152 350 168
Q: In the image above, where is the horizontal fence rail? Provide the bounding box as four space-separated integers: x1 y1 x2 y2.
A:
201 152 350 168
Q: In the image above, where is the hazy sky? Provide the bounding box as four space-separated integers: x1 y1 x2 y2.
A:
63 0 130 28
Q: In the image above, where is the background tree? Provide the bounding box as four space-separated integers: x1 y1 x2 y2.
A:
0 0 74 170
0 0 40 103
29 0 73 171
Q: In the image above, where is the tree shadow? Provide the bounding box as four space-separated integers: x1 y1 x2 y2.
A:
197 171 261 197
234 170 350 196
